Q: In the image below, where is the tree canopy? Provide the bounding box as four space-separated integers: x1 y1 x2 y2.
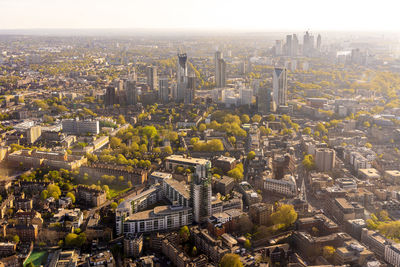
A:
219 253 243 267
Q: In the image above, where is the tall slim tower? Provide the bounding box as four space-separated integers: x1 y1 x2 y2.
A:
191 162 212 223
273 67 288 108
105 86 118 107
316 34 322 52
285 35 292 56
125 80 137 106
158 78 169 104
184 75 196 104
146 65 158 91
303 31 315 57
215 51 226 88
275 40 283 56
292 34 299 56
257 87 273 114
177 53 188 102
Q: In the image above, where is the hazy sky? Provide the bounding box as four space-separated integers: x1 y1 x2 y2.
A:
0 0 399 31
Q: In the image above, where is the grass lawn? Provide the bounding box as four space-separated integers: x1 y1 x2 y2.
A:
108 185 131 198
74 178 131 199
24 250 48 267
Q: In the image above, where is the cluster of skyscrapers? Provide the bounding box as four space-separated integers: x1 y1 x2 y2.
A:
105 53 196 107
275 31 322 57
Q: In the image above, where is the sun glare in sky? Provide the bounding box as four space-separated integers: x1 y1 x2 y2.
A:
0 0 399 31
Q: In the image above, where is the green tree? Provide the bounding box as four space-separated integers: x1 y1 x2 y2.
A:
139 144 148 153
198 123 206 132
110 202 118 211
247 151 256 160
163 146 173 154
190 137 200 145
219 253 243 267
191 246 198 256
227 163 244 182
228 136 236 145
65 233 78 246
47 184 61 200
316 122 328 134
241 114 250 123
244 239 251 249
302 154 315 171
40 190 48 200
66 192 76 203
110 137 122 148
270 204 298 230
251 114 262 123
13 235 19 244
117 115 126 124
323 246 336 260
302 127 312 135
179 225 190 243
142 126 158 139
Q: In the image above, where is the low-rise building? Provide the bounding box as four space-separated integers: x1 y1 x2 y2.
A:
361 229 391 258
191 226 229 263
121 205 192 235
333 240 373 266
14 224 38 242
238 181 262 206
0 242 16 257
249 203 274 225
8 149 86 170
87 251 115 267
162 178 190 207
124 234 143 258
52 208 83 228
385 243 400 267
213 156 236 173
76 185 107 207
384 170 400 184
358 168 380 180
165 155 211 173
62 119 100 135
264 174 297 197
213 176 235 195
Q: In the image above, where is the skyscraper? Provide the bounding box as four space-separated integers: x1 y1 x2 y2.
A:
303 31 315 57
158 78 169 103
105 86 118 107
191 162 212 223
257 87 273 114
128 67 137 82
146 65 158 91
184 75 196 104
273 67 288 108
177 53 188 102
292 34 299 56
240 86 253 106
285 35 292 56
126 80 137 106
316 34 322 52
275 40 283 56
215 51 226 88
315 148 335 172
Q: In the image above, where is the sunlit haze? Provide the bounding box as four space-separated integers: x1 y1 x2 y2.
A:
1 0 400 31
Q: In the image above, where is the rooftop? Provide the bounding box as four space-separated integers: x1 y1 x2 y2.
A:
125 205 191 221
166 155 210 165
